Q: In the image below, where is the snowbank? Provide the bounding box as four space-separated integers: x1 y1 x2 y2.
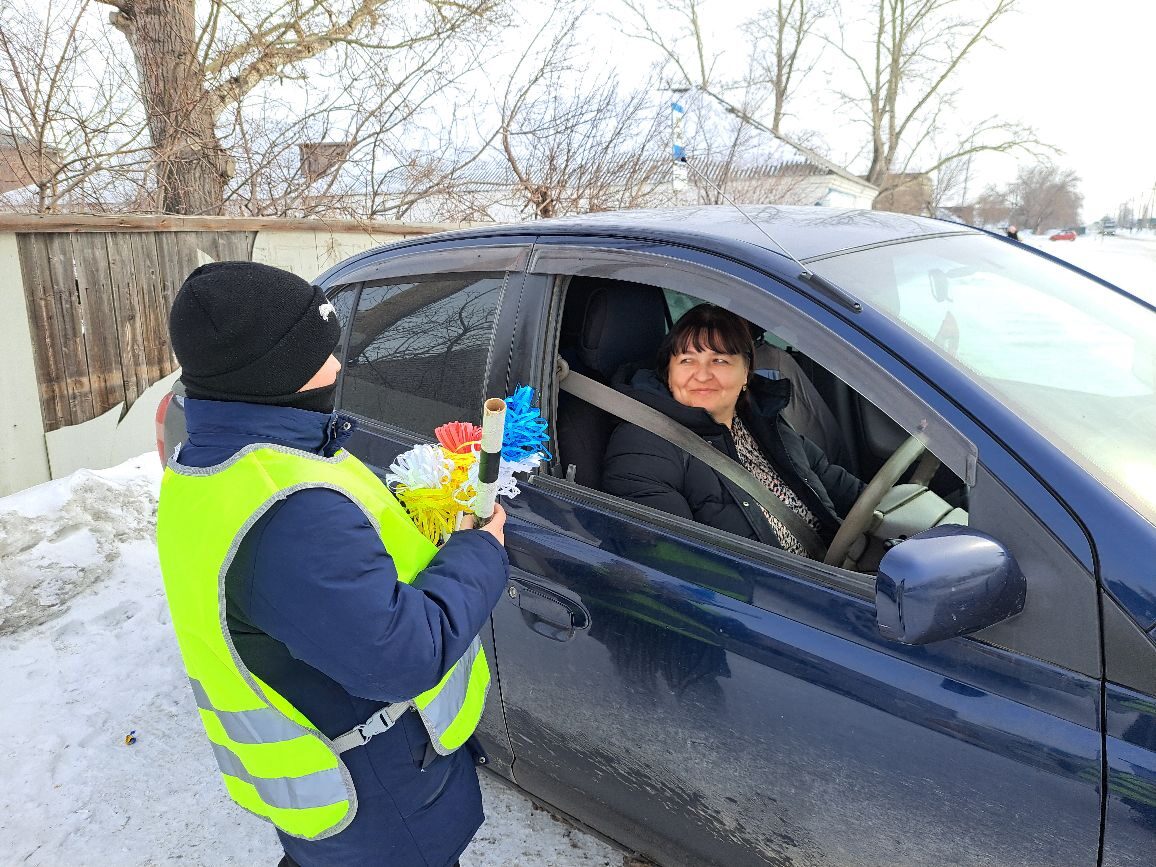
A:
0 456 618 867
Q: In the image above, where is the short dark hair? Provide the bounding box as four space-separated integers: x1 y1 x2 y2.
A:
656 303 755 379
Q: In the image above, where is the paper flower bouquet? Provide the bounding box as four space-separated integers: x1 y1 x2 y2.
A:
384 385 551 543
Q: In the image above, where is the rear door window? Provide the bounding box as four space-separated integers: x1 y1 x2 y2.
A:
341 272 507 433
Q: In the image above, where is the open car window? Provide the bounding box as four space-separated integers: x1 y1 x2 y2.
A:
552 273 967 576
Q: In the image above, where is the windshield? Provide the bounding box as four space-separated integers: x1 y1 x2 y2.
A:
810 234 1156 525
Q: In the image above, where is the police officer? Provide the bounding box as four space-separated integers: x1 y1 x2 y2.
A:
155 262 509 867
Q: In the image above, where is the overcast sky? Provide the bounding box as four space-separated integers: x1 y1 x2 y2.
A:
592 0 1156 220
952 0 1156 218
66 0 1156 221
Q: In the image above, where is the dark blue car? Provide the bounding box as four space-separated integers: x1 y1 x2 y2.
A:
169 206 1156 865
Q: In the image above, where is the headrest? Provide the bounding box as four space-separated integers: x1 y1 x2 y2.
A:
578 283 667 378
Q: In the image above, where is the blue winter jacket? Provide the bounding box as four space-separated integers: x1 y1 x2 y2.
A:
175 398 510 867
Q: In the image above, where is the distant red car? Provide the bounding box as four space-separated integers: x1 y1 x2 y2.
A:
1050 229 1077 241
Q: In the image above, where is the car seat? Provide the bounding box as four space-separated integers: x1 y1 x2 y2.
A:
556 280 668 488
753 343 854 470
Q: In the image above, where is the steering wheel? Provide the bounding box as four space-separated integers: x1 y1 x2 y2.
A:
823 435 928 568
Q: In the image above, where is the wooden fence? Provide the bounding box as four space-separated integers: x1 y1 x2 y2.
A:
4 214 449 434
18 229 253 431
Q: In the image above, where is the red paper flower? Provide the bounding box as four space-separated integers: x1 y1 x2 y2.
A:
434 421 482 454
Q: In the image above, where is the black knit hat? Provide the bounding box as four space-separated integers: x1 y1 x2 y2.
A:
169 261 341 403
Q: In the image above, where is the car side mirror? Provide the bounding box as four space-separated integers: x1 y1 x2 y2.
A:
875 525 1026 645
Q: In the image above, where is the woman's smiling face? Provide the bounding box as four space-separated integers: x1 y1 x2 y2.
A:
666 338 749 426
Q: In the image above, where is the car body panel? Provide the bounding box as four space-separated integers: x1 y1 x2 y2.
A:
1104 684 1156 866
496 477 1102 867
313 207 969 276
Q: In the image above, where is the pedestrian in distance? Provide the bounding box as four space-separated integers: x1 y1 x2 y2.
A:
1005 225 1020 241
155 261 510 867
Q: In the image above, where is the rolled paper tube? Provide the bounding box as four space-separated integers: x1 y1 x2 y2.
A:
473 398 507 523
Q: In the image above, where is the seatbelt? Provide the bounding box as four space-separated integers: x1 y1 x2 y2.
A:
559 361 826 560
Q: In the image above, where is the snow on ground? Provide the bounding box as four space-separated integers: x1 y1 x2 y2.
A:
1021 231 1156 304
0 455 621 867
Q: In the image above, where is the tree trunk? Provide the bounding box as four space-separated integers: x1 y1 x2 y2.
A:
110 0 231 214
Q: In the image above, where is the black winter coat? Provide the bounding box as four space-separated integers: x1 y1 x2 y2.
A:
602 368 863 549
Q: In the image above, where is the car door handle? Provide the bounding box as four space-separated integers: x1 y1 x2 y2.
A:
506 576 589 641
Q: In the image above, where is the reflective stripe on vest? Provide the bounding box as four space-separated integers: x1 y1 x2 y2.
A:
209 742 350 810
155 444 491 840
412 636 490 754
190 678 306 744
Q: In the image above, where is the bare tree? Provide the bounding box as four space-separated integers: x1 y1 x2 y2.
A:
743 0 831 135
0 0 151 212
619 0 721 91
93 0 510 215
972 184 1010 228
617 0 846 201
928 155 969 212
827 0 1045 200
487 8 668 219
970 165 1083 232
1005 163 1082 232
498 79 669 218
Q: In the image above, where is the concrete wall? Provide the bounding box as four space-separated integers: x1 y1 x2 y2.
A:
1 221 450 496
0 232 52 495
250 228 407 280
820 175 877 209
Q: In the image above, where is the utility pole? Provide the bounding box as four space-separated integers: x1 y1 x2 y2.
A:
670 86 691 204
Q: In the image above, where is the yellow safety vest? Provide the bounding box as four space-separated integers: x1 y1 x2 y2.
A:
155 443 491 840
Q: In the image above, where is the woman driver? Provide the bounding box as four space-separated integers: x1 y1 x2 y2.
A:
602 303 862 557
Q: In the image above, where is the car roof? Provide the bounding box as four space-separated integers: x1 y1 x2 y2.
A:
422 205 978 262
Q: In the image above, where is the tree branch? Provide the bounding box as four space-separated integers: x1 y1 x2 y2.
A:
208 0 500 112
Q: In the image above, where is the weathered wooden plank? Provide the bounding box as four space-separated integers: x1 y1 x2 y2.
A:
126 232 174 387
154 233 205 379
44 234 96 424
15 234 71 430
70 233 126 417
209 229 256 263
104 233 147 407
0 213 451 235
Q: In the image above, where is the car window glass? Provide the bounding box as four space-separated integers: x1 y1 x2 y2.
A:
327 281 360 355
811 234 1156 526
663 287 790 349
664 288 698 323
342 272 506 432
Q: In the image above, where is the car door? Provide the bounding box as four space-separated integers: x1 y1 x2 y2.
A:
320 240 531 773
1102 593 1156 866
490 239 1104 867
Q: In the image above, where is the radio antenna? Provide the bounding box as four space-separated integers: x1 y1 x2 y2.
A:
678 155 816 278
